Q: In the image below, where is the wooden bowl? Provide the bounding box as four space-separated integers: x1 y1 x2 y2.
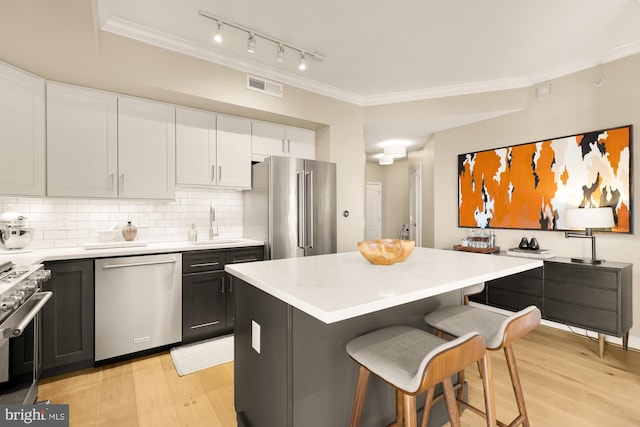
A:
357 239 416 265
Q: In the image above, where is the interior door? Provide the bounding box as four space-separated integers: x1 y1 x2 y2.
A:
365 182 382 240
409 165 422 246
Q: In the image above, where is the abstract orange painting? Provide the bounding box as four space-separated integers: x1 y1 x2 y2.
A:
458 125 632 233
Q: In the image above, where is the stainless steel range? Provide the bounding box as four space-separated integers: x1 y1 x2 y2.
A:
0 261 51 404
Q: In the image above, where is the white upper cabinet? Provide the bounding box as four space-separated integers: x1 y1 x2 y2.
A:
251 121 315 161
0 62 45 196
176 107 217 186
47 83 118 197
176 108 251 189
215 115 252 189
117 97 176 199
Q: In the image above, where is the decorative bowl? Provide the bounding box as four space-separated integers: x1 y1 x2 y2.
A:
357 239 416 265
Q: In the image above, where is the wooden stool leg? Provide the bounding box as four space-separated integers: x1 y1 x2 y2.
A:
598 333 606 358
479 353 496 427
350 366 370 427
504 344 529 427
386 389 404 427
623 331 629 351
456 369 465 415
442 377 462 427
402 393 417 427
419 387 435 427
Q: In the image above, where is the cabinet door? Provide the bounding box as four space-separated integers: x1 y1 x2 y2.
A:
252 121 285 161
285 126 316 160
42 259 95 377
176 107 216 186
182 271 227 342
0 62 45 196
216 115 252 188
47 83 118 197
118 97 176 199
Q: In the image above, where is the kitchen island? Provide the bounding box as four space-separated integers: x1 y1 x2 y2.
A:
225 247 542 427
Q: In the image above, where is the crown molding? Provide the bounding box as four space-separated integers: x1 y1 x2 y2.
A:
101 15 640 108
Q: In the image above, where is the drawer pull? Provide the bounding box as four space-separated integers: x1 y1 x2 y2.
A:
189 262 220 268
190 321 220 329
231 257 258 263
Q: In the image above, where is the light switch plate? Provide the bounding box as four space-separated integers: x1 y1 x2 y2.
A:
251 320 261 354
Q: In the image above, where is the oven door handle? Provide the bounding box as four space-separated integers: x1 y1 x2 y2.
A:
1 291 52 339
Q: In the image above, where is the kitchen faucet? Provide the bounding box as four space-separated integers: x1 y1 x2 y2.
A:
209 205 219 240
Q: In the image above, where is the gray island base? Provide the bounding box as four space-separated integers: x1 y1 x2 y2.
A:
226 248 542 426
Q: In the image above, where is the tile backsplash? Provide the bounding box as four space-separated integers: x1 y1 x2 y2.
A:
0 188 244 249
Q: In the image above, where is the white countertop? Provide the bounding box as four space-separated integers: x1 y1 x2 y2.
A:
225 247 543 324
0 238 264 266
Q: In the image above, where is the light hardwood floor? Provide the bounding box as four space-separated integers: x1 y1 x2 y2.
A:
40 325 640 426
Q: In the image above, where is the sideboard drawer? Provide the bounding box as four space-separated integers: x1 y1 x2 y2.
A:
487 288 542 312
545 262 618 290
490 274 542 297
545 299 617 334
545 281 617 311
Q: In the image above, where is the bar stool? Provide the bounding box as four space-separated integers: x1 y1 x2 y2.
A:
424 305 541 427
346 326 496 427
462 283 485 305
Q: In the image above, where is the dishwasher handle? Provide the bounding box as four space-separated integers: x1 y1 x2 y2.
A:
101 257 178 270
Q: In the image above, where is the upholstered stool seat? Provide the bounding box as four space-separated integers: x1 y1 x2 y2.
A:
425 305 541 427
346 325 496 427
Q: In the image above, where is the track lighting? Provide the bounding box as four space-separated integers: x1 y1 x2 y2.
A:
199 10 324 71
213 22 223 44
247 33 256 53
276 44 285 62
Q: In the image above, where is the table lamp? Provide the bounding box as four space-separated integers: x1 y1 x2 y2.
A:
564 207 615 264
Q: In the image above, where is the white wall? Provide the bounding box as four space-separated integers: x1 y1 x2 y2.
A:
431 54 640 343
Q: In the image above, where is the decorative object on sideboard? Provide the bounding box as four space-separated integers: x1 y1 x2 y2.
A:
122 221 138 241
564 207 615 264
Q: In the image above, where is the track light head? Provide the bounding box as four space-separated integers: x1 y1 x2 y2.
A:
276 44 285 62
214 22 223 43
298 54 307 71
247 33 256 53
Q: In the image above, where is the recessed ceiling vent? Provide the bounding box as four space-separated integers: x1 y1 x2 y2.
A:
247 75 283 98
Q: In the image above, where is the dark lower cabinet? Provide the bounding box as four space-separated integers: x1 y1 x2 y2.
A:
182 245 264 343
472 257 632 349
182 270 228 342
41 259 95 378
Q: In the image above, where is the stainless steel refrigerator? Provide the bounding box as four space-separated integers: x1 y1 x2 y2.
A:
243 156 337 259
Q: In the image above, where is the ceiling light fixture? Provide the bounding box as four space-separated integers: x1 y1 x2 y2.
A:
247 33 256 53
213 22 223 44
379 155 394 166
384 144 407 158
276 44 285 62
199 10 325 71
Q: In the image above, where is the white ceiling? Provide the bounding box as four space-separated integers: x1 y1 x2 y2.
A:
97 0 640 156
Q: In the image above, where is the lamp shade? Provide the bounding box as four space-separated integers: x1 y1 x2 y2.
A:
565 207 614 229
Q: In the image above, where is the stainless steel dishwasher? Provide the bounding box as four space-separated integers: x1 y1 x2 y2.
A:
94 253 182 361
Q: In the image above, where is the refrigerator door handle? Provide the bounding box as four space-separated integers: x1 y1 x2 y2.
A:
297 171 305 249
306 170 314 248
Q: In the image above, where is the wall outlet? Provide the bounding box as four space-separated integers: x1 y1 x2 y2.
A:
56 213 72 230
251 320 261 354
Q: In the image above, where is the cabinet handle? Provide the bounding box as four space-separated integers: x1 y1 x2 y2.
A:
110 173 115 192
220 279 225 294
231 257 258 263
190 321 219 329
228 281 233 293
287 139 291 153
211 165 215 182
119 174 125 192
282 139 285 153
219 166 222 181
189 262 220 268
